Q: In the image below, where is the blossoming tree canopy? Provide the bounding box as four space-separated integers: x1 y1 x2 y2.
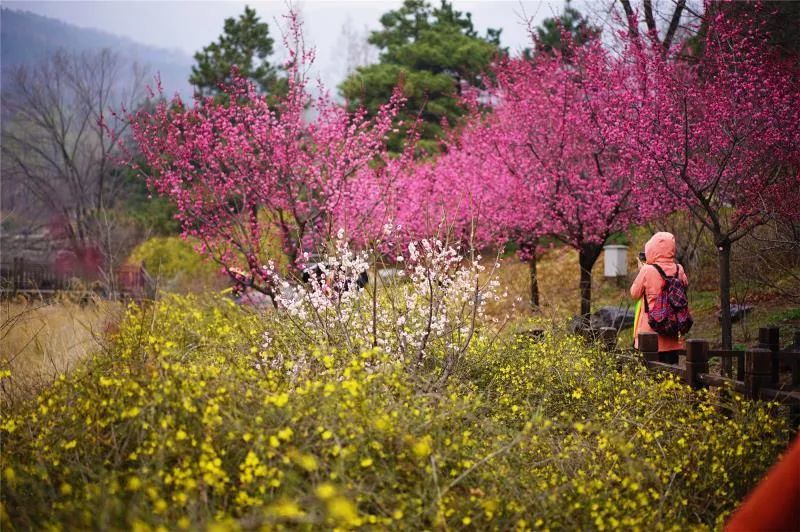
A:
626 4 800 349
129 15 406 299
485 33 657 316
423 113 552 308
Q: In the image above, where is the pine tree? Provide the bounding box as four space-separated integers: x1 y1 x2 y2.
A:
534 0 600 56
340 0 501 153
190 6 283 98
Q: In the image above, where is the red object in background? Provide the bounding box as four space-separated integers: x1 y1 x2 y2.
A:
725 434 800 532
53 246 103 280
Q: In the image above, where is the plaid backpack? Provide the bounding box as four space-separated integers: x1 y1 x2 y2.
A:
644 264 693 337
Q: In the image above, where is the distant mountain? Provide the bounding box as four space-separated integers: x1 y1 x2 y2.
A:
1 8 194 98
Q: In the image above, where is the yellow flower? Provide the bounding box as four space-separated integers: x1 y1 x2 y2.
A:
266 499 305 519
360 458 373 468
3 467 16 486
315 482 336 500
327 496 359 525
412 435 433 458
297 453 318 471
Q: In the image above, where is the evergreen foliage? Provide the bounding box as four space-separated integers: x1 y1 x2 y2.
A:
534 0 601 55
340 0 501 153
190 6 284 99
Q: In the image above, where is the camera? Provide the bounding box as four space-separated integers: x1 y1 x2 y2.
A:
638 252 646 263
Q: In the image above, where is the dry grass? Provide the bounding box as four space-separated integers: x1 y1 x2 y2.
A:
1 296 123 401
484 246 634 323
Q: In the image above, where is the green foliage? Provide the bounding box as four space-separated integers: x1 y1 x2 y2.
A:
125 196 179 236
1 295 790 530
765 306 800 323
190 6 285 100
340 0 502 153
533 0 600 56
129 237 220 292
118 159 179 236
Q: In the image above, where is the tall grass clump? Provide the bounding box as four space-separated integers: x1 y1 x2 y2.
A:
0 239 791 530
1 296 122 403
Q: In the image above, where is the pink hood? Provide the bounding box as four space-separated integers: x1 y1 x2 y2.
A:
644 232 676 265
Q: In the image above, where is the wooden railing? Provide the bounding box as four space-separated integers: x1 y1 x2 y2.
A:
515 325 800 427
634 327 800 425
0 257 151 300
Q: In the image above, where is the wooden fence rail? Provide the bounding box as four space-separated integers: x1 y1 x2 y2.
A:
0 257 151 300
632 327 800 425
512 325 799 425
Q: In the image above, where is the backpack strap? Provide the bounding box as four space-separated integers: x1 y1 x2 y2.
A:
651 264 675 279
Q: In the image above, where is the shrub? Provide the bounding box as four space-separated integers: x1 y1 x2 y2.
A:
265 236 500 390
0 291 790 530
129 237 222 293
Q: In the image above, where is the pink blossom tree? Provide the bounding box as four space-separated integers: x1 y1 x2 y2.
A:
129 15 405 299
426 114 553 309
483 34 657 317
627 4 800 349
341 110 550 308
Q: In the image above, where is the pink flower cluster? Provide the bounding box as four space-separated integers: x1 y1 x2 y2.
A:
129 13 405 296
131 5 799 305
385 3 799 264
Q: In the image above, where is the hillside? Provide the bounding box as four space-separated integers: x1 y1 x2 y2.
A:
0 8 193 98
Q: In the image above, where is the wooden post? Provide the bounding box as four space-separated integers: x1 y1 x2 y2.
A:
600 327 617 352
793 330 800 389
791 331 800 427
744 348 772 400
638 332 659 363
758 326 780 385
12 257 22 293
685 339 709 390
736 352 745 382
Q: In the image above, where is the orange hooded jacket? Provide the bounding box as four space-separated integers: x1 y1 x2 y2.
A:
630 232 688 351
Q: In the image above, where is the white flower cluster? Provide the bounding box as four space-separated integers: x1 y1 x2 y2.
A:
260 231 500 385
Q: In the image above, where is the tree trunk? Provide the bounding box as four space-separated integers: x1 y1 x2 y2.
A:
578 245 603 318
718 239 733 362
528 254 540 310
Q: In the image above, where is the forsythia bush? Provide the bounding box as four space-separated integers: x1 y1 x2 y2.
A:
0 294 790 531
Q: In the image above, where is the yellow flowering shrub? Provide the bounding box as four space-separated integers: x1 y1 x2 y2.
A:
0 295 790 530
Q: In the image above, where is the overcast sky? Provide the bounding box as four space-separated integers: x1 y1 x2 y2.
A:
4 1 590 90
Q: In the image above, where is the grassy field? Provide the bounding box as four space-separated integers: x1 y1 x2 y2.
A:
0 296 123 401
